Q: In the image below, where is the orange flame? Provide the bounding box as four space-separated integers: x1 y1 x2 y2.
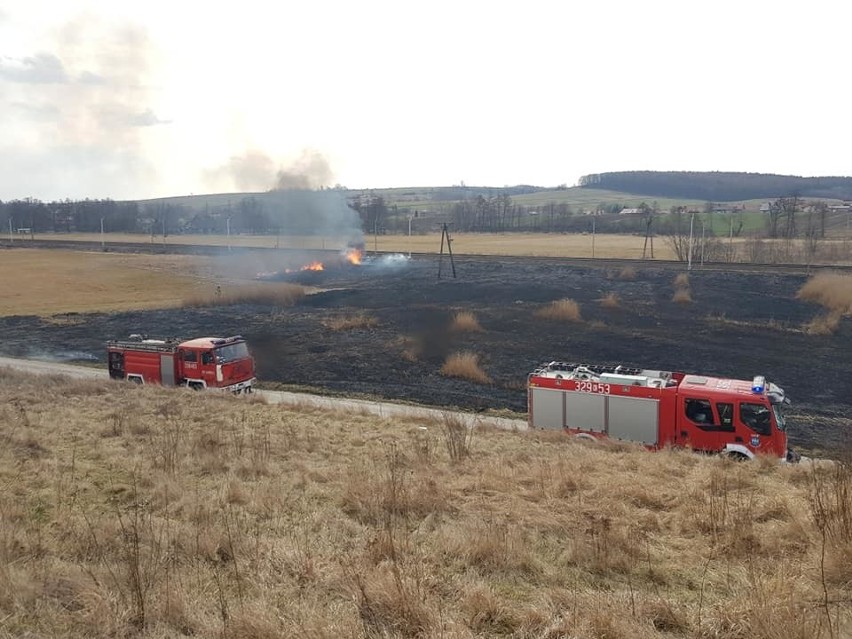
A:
345 248 363 265
302 261 324 271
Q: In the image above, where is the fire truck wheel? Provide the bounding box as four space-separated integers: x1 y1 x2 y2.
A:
573 433 597 442
725 451 750 462
188 382 203 391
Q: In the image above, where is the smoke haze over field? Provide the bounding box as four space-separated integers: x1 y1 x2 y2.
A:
266 190 363 244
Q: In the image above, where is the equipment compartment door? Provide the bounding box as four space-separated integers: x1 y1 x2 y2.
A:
160 355 175 386
565 391 606 433
530 388 564 429
608 396 659 444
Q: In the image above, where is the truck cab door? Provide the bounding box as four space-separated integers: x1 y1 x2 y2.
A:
108 351 125 379
679 397 728 452
736 401 773 453
200 350 216 385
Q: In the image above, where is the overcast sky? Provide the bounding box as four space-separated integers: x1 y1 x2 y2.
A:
0 0 849 201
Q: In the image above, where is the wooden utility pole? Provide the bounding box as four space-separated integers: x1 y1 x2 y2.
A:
642 212 654 259
438 223 456 278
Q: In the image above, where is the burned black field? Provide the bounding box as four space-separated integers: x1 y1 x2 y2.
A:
3 254 850 455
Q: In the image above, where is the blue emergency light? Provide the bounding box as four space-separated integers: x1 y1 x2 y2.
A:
751 375 765 394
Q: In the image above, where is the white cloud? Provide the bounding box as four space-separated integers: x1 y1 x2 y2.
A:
0 0 850 200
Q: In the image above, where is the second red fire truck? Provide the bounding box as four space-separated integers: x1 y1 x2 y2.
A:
528 361 796 462
107 334 256 393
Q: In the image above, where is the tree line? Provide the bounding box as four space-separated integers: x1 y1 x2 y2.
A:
579 171 852 201
0 197 284 237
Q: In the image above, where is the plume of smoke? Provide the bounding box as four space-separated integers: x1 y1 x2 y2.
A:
204 148 335 193
274 149 333 190
204 150 277 192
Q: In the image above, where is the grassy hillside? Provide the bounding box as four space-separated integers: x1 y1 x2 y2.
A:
1 372 850 638
148 187 711 215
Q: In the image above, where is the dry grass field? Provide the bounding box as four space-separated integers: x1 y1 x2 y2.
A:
0 248 310 317
5 231 682 259
19 230 852 263
0 249 219 316
0 372 850 638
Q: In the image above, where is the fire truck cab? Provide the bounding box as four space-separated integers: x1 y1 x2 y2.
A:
107 335 256 393
528 362 794 461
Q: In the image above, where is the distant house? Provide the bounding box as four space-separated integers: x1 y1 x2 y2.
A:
829 202 852 213
712 204 739 214
759 202 772 213
619 208 641 215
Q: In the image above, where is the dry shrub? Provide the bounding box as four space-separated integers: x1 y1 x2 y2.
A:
450 522 540 576
352 568 433 638
535 298 582 321
450 311 483 332
797 272 852 315
440 352 492 384
809 461 852 586
340 448 449 525
672 288 693 304
618 266 638 280
182 283 305 308
322 313 379 331
461 585 519 634
804 312 842 335
599 292 620 309
442 413 475 462
672 273 692 304
566 514 641 574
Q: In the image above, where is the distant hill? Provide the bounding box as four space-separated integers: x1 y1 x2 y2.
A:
578 171 852 202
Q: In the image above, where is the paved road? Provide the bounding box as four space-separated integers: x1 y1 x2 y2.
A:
0 356 528 432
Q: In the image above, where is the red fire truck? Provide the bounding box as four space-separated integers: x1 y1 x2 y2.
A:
107 334 256 393
528 362 796 461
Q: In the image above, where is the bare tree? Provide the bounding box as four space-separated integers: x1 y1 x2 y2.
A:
662 206 697 262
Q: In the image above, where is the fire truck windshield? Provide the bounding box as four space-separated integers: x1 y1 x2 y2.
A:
214 342 249 363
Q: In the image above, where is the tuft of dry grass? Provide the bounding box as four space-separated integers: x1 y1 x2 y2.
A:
599 292 620 309
322 313 379 331
618 265 638 280
672 288 693 304
804 312 842 335
395 336 421 362
450 311 484 332
797 272 852 315
673 273 693 304
182 283 305 308
439 352 492 384
535 298 582 321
